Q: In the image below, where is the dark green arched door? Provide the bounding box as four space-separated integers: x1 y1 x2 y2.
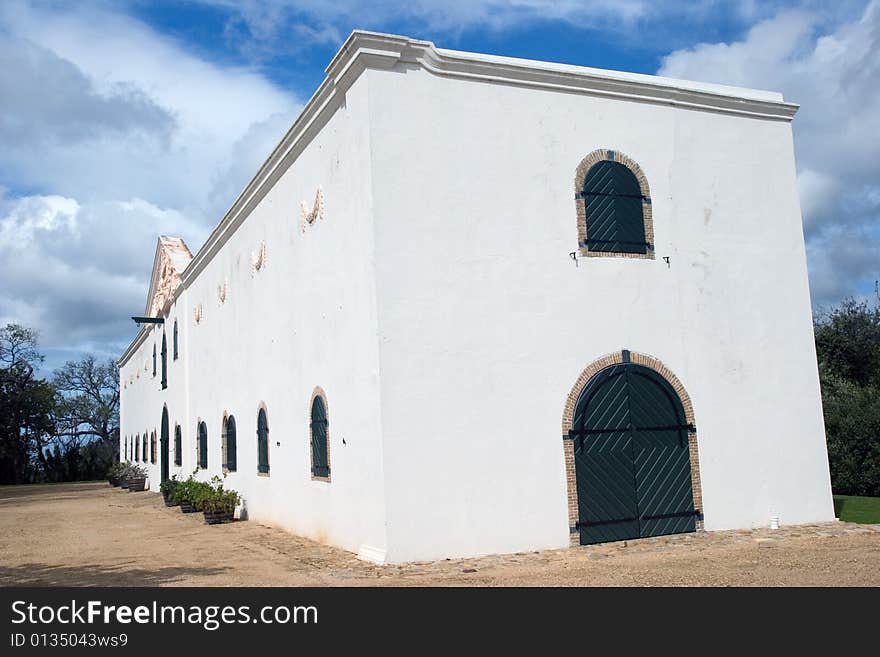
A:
160 407 169 483
571 361 697 545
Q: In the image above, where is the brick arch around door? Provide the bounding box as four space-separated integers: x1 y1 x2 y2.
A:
561 350 704 546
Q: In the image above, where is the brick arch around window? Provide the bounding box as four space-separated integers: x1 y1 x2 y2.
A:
574 149 654 259
560 350 703 546
309 387 331 482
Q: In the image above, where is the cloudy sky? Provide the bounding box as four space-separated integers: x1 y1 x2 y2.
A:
1 0 878 372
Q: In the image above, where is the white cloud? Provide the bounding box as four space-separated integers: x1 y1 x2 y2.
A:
0 1 302 367
659 1 880 307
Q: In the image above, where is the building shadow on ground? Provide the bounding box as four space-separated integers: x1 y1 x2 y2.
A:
0 562 229 587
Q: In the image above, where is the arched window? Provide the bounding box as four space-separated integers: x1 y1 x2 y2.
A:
151 431 157 464
124 436 128 461
310 393 330 479
223 415 237 472
174 424 182 466
198 421 208 469
256 408 269 474
160 332 167 389
152 343 157 377
143 433 148 462
173 320 178 360
135 434 140 462
575 150 653 258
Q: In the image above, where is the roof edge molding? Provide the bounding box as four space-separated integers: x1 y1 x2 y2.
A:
119 31 797 367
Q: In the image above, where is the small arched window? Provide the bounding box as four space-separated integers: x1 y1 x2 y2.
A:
160 332 167 389
135 434 140 462
223 415 237 473
151 431 157 464
174 424 182 466
143 433 148 462
173 320 178 360
198 421 208 469
310 394 330 479
152 343 157 377
576 150 653 258
257 408 269 474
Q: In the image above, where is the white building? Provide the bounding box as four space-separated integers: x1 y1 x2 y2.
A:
118 31 835 565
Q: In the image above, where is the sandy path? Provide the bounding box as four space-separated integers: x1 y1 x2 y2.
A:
1 482 878 586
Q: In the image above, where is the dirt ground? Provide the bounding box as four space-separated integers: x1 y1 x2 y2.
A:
1 482 879 586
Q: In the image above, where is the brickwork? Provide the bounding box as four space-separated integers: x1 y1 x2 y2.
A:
574 149 655 260
309 387 331 483
562 350 704 546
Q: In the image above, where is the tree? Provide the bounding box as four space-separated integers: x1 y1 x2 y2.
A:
0 324 55 483
814 293 880 496
50 356 120 480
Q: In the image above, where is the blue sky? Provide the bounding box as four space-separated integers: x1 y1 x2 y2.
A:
1 0 878 373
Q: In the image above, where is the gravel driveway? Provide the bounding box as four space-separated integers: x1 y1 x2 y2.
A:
1 482 878 586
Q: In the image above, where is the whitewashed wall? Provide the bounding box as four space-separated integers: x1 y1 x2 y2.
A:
120 71 389 559
366 63 834 563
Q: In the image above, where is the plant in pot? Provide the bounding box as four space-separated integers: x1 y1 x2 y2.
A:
160 475 181 507
126 464 148 492
118 463 136 490
177 472 208 513
201 476 241 525
107 461 127 487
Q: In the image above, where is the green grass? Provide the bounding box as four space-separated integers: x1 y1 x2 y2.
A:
833 495 880 524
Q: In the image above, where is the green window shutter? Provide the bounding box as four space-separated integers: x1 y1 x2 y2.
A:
173 320 178 360
174 426 182 466
310 397 329 477
199 422 208 469
257 409 269 474
226 416 237 472
582 161 648 254
152 344 156 377
161 333 167 389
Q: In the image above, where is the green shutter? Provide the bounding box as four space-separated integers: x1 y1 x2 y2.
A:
161 334 167 389
174 426 182 466
582 161 648 254
173 320 178 360
199 422 208 469
310 397 329 477
226 416 237 472
257 409 269 474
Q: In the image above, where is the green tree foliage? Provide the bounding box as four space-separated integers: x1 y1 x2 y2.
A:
0 323 119 483
0 324 55 484
814 296 880 496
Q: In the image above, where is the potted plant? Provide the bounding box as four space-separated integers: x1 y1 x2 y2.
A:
201 476 241 525
126 465 148 492
160 475 181 507
107 461 127 487
176 473 207 513
118 463 136 490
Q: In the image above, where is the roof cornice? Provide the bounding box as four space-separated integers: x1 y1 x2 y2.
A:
119 31 798 367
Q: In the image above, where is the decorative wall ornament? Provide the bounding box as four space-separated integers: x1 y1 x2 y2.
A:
194 303 203 325
250 240 266 274
300 186 324 232
218 279 228 305
147 237 193 317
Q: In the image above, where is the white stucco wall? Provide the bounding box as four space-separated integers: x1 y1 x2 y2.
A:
366 62 834 562
120 71 389 559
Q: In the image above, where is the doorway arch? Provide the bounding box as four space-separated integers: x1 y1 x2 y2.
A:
562 350 703 545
